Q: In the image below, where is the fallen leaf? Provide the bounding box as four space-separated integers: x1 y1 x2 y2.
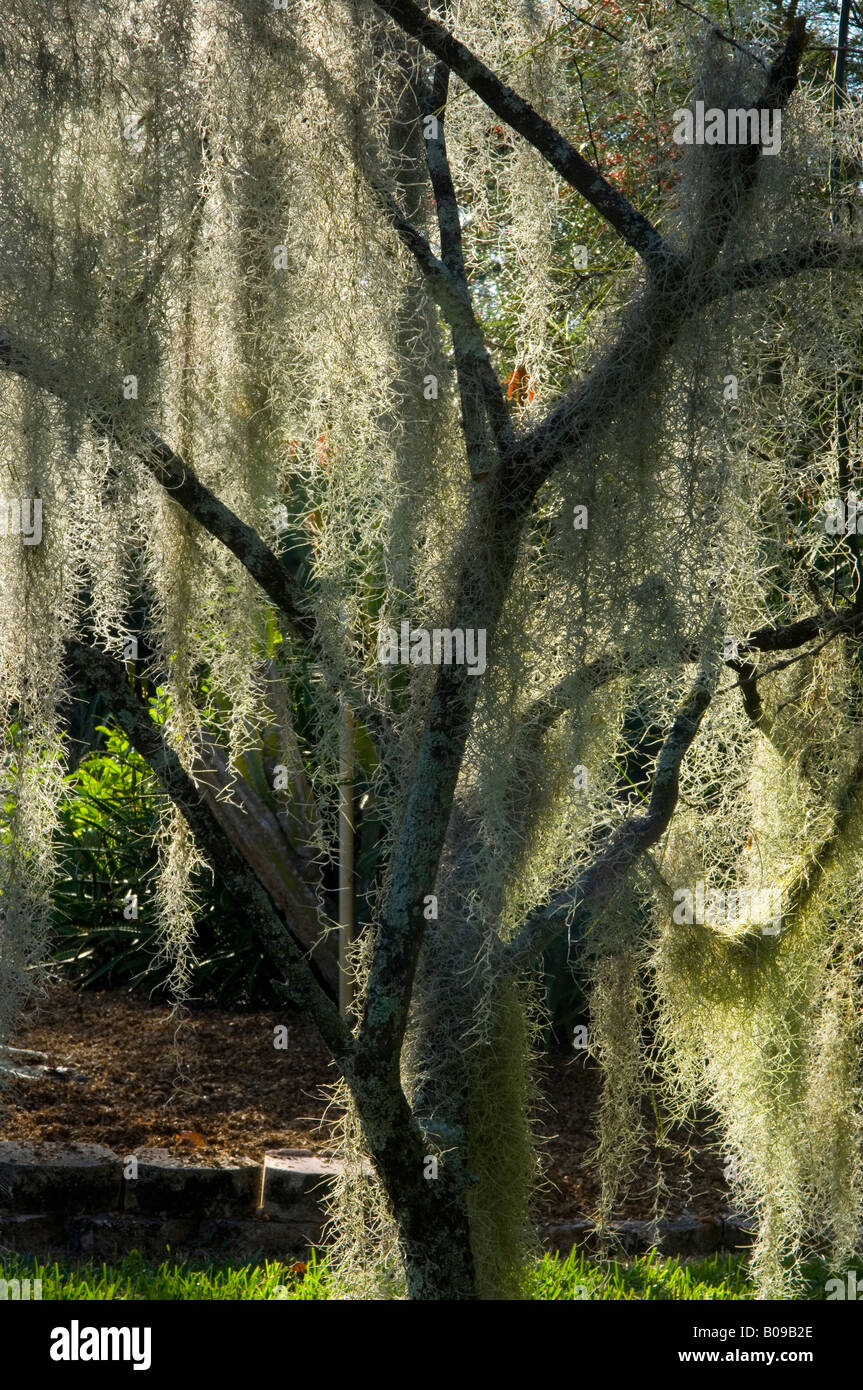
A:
175 1129 206 1148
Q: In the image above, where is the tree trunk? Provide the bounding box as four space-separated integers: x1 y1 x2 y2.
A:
347 1057 479 1299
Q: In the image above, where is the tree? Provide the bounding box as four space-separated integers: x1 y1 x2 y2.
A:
2 0 863 1300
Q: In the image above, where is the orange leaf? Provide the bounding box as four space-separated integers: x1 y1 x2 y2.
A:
506 365 535 419
175 1130 206 1148
506 364 529 400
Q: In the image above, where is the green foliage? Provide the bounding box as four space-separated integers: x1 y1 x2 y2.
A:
50 724 279 1006
51 724 159 988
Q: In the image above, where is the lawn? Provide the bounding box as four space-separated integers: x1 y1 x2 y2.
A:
1 1249 858 1300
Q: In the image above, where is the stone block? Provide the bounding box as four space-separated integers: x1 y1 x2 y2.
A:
260 1149 345 1218
66 1213 197 1260
122 1149 262 1218
0 1142 122 1214
540 1213 725 1257
723 1212 757 1248
0 1211 67 1259
194 1215 324 1260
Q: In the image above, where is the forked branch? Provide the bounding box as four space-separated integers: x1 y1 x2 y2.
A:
505 666 716 973
373 0 675 273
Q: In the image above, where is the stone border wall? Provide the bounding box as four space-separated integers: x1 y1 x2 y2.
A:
0 1141 754 1264
0 1143 337 1262
539 1213 756 1260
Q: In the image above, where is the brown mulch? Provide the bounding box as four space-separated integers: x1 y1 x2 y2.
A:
2 983 729 1221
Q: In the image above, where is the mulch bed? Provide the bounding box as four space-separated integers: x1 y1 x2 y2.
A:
1 983 729 1224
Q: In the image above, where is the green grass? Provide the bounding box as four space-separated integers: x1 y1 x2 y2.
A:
527 1248 756 1300
2 1247 861 1299
0 1249 330 1301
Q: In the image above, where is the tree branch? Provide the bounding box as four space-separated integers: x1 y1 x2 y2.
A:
373 0 676 273
504 665 715 974
504 601 862 968
63 639 354 1063
672 0 769 69
0 327 312 643
381 191 508 479
699 236 863 303
738 605 863 656
720 622 861 697
509 17 808 492
419 57 513 464
381 195 487 339
190 731 340 994
520 606 863 739
502 604 863 971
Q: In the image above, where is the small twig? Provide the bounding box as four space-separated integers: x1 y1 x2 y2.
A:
673 0 768 69
718 629 846 697
559 1 623 46
570 51 603 172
